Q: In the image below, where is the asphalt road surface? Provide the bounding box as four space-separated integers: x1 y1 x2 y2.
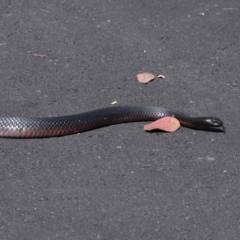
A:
0 0 239 239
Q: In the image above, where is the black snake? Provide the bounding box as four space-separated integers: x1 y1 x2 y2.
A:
0 106 224 138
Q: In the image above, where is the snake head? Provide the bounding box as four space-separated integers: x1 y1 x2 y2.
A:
204 117 225 132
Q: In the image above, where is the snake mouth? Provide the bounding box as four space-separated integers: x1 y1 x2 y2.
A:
221 125 226 133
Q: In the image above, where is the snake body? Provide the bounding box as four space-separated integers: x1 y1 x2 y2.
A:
0 106 224 138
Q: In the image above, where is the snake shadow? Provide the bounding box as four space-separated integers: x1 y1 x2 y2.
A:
150 127 225 134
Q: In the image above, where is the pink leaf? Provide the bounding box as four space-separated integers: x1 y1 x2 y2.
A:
144 116 180 132
137 72 155 84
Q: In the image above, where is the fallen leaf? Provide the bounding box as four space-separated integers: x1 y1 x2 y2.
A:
144 116 180 132
137 72 155 84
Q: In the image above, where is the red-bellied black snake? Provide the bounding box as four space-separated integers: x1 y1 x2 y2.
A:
0 106 224 138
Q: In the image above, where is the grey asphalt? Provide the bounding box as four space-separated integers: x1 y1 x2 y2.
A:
0 0 240 239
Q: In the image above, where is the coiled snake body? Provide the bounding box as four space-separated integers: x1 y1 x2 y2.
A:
0 106 224 138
